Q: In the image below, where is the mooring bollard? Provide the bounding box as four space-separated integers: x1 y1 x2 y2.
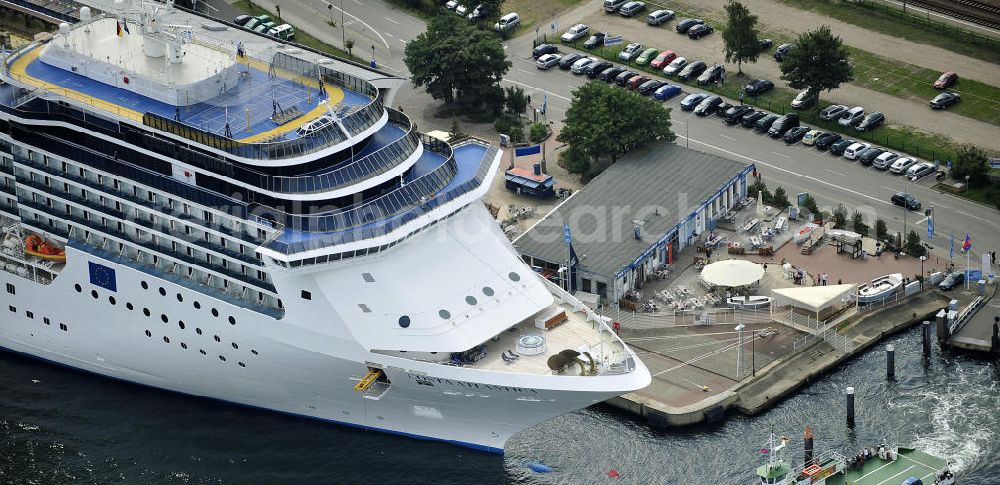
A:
803 426 814 466
923 321 932 357
846 387 855 428
886 344 895 379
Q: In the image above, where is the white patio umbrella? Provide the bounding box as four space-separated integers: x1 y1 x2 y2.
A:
701 259 765 287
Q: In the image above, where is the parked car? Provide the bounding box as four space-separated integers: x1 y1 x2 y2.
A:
723 105 754 124
687 23 714 39
814 132 842 151
938 271 964 291
233 14 252 26
819 104 848 121
697 64 725 85
680 92 709 111
599 66 625 81
714 101 733 117
662 57 688 76
842 142 870 160
650 50 677 69
790 89 815 109
694 95 723 116
891 192 921 211
618 42 644 61
837 106 865 127
445 0 458 9
801 129 824 146
638 79 665 95
768 113 800 138
558 53 583 69
571 57 596 74
740 110 768 128
654 84 683 100
755 114 780 133
535 53 561 70
455 4 469 16
467 4 490 21
619 1 646 16
856 112 885 131
773 43 794 61
627 75 651 89
494 12 520 32
532 43 558 59
675 18 704 33
906 162 935 179
646 9 675 25
677 60 707 81
744 79 774 96
583 32 606 49
829 138 854 156
758 38 773 50
296 115 334 137
561 23 590 42
889 156 918 174
929 92 960 109
585 60 613 78
783 126 810 144
858 147 885 166
636 48 659 65
603 0 627 12
933 71 957 89
615 69 637 85
872 151 899 170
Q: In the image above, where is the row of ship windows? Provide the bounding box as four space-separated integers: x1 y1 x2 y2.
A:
143 329 248 368
396 273 521 328
9 305 69 331
73 282 243 326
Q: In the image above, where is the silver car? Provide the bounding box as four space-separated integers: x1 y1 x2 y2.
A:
872 151 899 170
560 23 589 42
890 157 919 174
618 42 643 61
571 57 597 74
662 57 687 76
535 53 561 70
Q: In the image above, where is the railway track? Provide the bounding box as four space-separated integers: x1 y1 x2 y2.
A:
907 0 1000 30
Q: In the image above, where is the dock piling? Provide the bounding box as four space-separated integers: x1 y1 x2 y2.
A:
886 345 895 379
845 387 855 428
922 321 932 357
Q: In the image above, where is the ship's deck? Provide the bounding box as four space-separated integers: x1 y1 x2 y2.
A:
8 44 371 142
825 449 948 485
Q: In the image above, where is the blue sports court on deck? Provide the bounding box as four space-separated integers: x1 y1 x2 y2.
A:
24 56 370 140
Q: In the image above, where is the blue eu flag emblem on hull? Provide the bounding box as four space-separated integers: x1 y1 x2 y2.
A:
89 262 117 292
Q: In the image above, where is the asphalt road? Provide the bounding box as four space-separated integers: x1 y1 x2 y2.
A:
218 0 1000 264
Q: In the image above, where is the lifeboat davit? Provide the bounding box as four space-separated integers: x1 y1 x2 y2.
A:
24 234 66 262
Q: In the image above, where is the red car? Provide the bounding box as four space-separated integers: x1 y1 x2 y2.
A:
934 71 957 89
627 75 650 89
649 50 677 69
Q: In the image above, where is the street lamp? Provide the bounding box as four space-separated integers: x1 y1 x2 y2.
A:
735 323 746 379
920 255 927 290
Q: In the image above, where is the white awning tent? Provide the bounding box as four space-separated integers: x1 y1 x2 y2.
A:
772 284 856 323
701 259 765 288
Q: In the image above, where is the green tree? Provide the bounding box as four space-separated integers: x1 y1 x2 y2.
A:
344 38 354 57
504 85 531 118
779 25 854 108
557 82 675 174
875 218 888 240
949 144 990 187
802 195 819 216
851 210 869 236
722 1 761 75
905 230 926 257
832 204 848 229
449 118 466 141
771 186 790 209
405 15 511 114
529 122 550 143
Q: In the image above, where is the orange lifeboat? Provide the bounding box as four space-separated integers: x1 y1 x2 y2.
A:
24 234 66 262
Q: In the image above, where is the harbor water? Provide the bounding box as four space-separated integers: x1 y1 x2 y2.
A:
1 325 997 484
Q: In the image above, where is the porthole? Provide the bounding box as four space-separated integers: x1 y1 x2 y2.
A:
214 335 221 342
181 342 188 349
145 330 151 337
126 302 134 310
398 315 411 328
90 290 98 299
193 301 201 310
508 272 520 282
251 349 259 356
218 355 226 361
143 308 150 317
231 342 238 349
238 362 246 368
196 328 203 335
160 314 168 323
178 321 185 330
163 336 170 343
108 296 116 305
74 284 82 293
228 316 236 325
465 296 477 305
211 308 219 317
176 293 183 302
482 287 494 296
141 281 148 290
199 349 206 355
158 287 166 296
438 309 451 319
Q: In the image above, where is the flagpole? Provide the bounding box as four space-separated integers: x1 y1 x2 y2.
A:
966 249 970 290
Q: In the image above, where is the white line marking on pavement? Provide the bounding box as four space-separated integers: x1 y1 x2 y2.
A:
673 120 685 125
956 210 996 227
352 0 361 4
915 216 928 225
826 169 845 177
880 186 897 192
771 152 790 159
398 38 407 44
719 134 736 141
385 32 393 37
384 16 400 24
502 79 571 101
516 68 532 75
323 1 390 50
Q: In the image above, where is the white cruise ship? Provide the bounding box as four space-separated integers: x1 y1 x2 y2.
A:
0 1 649 451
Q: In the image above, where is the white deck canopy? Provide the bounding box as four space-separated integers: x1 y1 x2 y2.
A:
772 284 855 313
701 259 765 287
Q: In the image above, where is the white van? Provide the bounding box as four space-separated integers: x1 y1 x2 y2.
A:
267 24 295 41
494 12 520 32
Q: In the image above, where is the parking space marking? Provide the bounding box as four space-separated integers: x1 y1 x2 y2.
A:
502 79 571 101
956 210 996 226
719 134 736 141
516 68 532 75
384 17 400 24
826 169 845 177
771 152 790 159
385 32 393 37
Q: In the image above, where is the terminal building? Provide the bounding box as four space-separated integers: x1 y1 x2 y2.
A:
514 143 754 305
